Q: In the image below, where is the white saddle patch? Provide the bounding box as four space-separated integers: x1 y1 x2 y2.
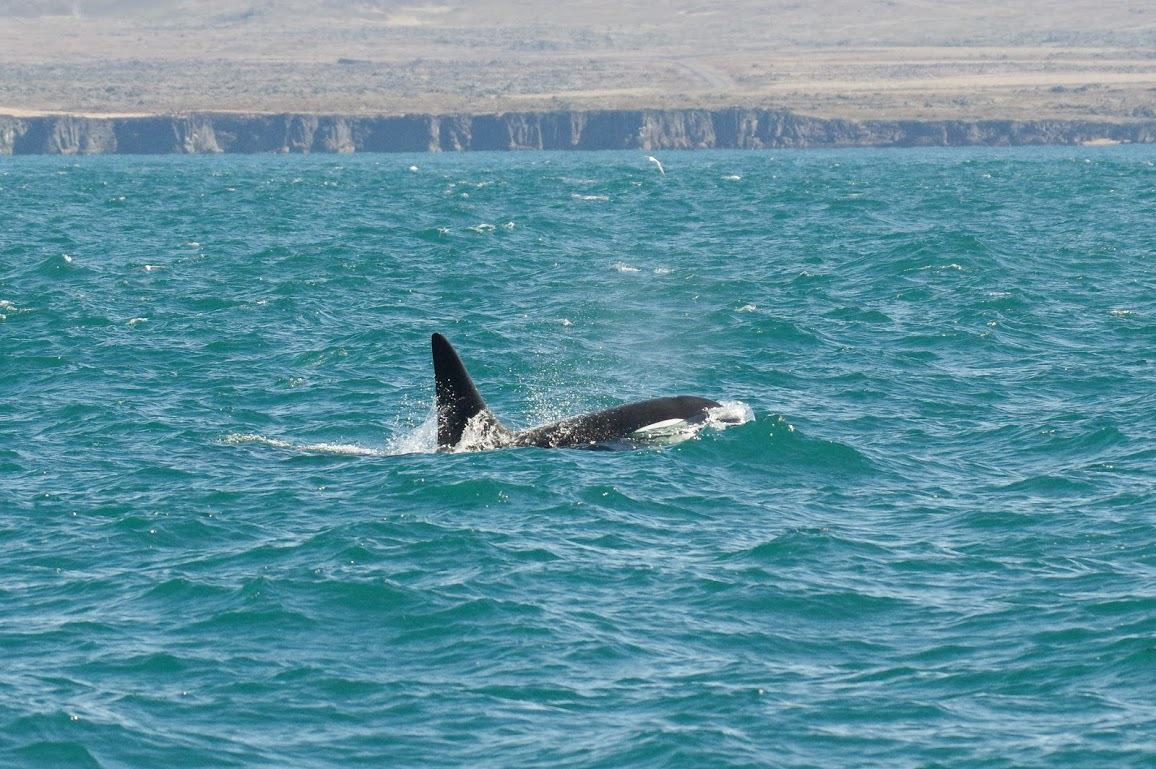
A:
630 418 690 437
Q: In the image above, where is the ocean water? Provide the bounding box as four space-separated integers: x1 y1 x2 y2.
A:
1 148 1154 768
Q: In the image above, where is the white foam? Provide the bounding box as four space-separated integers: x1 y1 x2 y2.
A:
738 303 757 312
222 432 390 457
721 174 742 181
708 400 755 428
449 411 512 453
571 194 610 201
1109 308 1135 317
613 262 641 273
127 317 148 327
298 442 387 456
384 409 439 455
222 433 294 450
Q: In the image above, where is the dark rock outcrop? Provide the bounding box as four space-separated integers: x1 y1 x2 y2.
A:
2 109 1153 154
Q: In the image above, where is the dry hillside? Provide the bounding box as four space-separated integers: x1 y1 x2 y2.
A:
2 1 1155 119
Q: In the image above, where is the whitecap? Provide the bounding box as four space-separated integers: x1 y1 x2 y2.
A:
1109 308 1135 317
467 223 496 234
571 194 610 201
653 267 672 275
127 317 148 327
612 262 641 273
738 303 757 312
721 174 742 181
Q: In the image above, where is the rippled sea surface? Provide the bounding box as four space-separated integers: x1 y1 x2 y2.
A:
2 148 1154 768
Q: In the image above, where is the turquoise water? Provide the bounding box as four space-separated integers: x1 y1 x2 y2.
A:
2 148 1154 768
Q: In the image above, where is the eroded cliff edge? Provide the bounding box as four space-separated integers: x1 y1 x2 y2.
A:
2 109 1154 154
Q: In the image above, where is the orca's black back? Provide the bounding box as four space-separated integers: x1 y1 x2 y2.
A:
514 396 719 448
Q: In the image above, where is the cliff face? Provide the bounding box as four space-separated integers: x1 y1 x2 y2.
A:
2 109 1153 155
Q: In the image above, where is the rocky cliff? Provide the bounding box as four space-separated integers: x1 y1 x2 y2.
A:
2 109 1154 154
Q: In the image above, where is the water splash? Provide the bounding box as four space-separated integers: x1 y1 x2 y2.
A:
385 408 439 455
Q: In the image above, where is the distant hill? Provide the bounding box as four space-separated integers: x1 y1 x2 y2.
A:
2 1 1155 119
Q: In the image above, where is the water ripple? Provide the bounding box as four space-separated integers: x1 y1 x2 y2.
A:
2 148 1154 769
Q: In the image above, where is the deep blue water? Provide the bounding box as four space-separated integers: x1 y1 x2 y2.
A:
2 148 1154 768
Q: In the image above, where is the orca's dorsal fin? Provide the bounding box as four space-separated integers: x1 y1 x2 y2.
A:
432 333 498 449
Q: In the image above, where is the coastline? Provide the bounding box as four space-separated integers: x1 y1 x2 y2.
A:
2 108 1154 155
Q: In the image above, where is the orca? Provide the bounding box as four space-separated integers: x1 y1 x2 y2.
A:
432 332 728 451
